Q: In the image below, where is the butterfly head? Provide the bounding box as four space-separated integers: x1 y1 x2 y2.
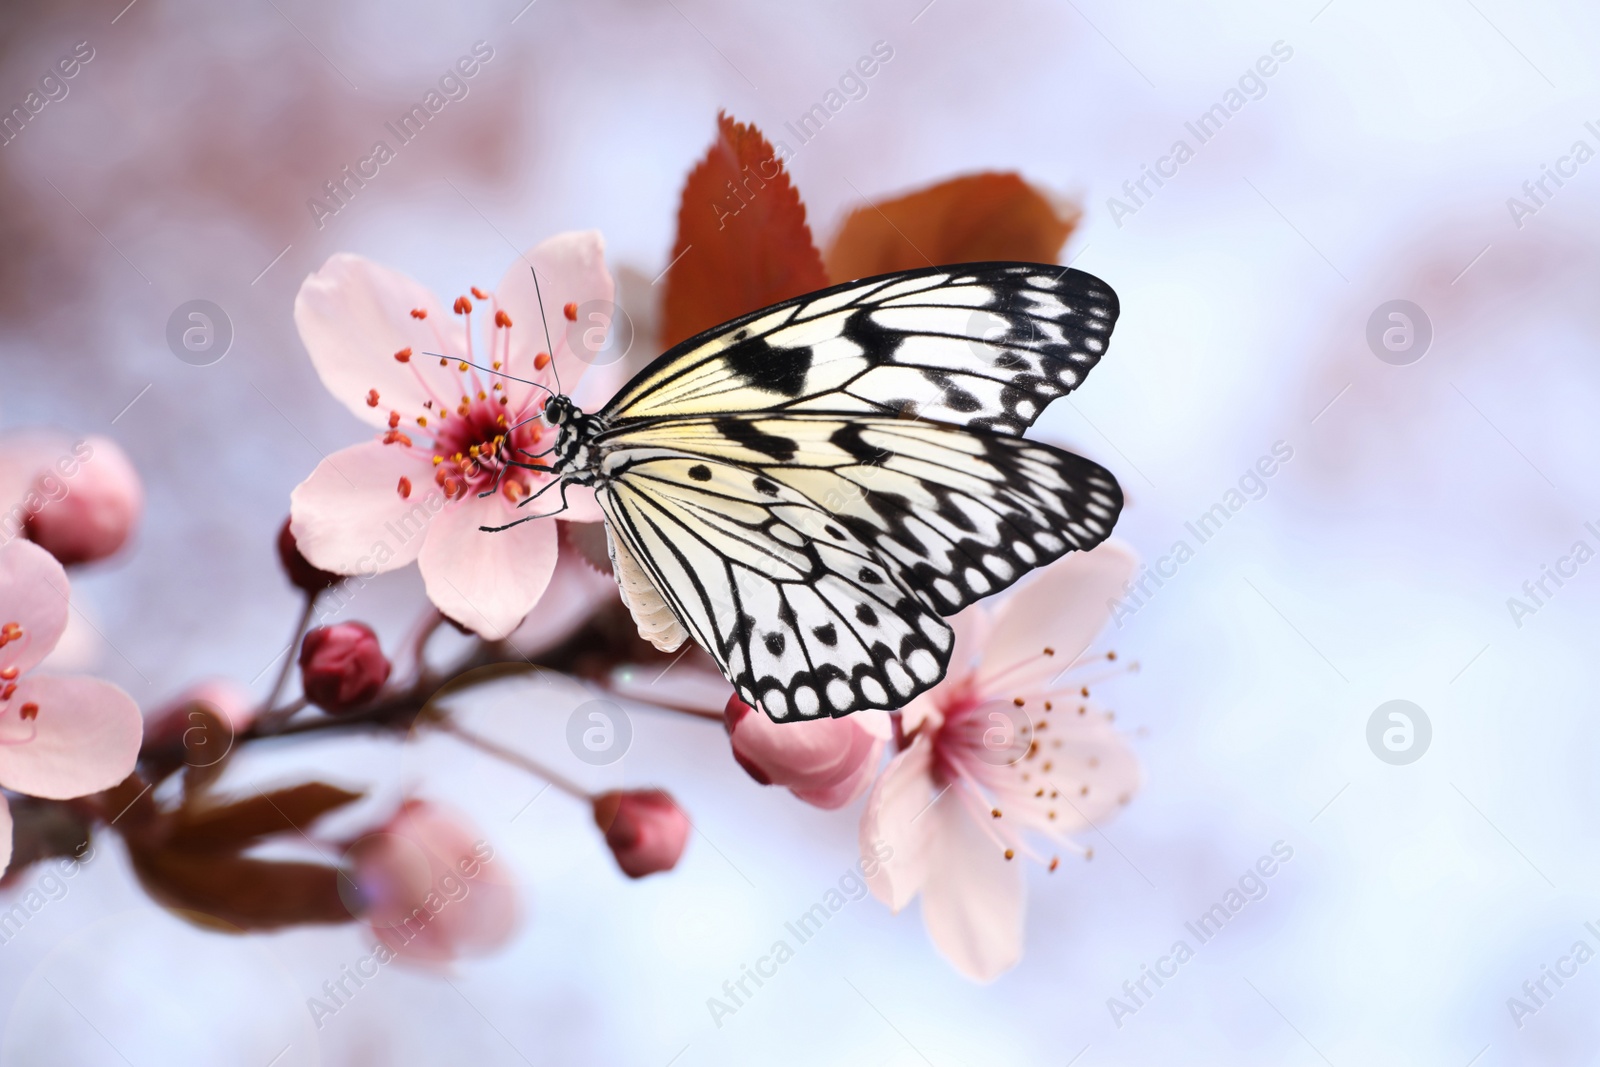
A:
544 394 576 427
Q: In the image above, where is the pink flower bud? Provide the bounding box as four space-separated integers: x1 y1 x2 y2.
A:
276 518 341 593
21 435 142 566
299 623 389 711
346 799 518 964
144 678 255 750
592 789 689 878
723 694 884 809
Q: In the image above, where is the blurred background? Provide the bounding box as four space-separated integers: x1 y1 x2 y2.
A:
2 0 1599 1062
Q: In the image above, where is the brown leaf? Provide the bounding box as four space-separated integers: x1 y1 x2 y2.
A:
126 845 353 931
823 172 1081 283
659 112 828 349
167 782 363 852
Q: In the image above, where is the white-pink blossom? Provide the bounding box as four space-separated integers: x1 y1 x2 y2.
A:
0 540 143 874
289 232 614 639
860 541 1142 980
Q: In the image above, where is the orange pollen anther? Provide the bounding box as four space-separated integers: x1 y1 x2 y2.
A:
366 389 380 407
432 455 443 465
394 347 412 363
496 414 507 427
1003 849 1015 861
454 295 473 315
417 416 428 427
439 357 449 367
1043 646 1055 656
410 308 428 319
471 286 489 300
534 352 550 370
0 622 23 647
397 476 412 499
499 396 508 405
0 683 14 700
1049 857 1060 872
562 302 578 321
19 703 38 721
991 808 1002 818
495 310 512 328
0 667 16 681
388 411 400 429
382 431 413 447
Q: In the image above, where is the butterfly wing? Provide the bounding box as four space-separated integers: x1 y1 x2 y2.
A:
599 262 1117 436
593 414 1122 717
596 445 955 719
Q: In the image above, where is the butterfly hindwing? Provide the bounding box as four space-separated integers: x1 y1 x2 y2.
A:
593 414 1122 716
598 415 1122 618
596 448 954 719
600 263 1117 436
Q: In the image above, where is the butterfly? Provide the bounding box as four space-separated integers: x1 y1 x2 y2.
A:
501 262 1122 721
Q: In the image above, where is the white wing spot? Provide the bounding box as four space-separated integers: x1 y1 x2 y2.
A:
908 649 940 683
861 677 888 704
885 662 913 696
826 679 853 711
795 686 820 717
763 688 790 719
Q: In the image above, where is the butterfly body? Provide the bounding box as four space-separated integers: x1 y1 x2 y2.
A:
525 262 1125 721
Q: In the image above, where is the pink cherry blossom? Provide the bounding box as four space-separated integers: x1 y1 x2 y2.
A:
346 799 518 965
0 540 143 874
289 231 614 639
723 694 888 809
860 541 1142 981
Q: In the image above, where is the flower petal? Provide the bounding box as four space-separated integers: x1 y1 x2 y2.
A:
0 675 141 799
0 540 70 676
295 253 466 427
860 733 937 911
493 231 614 409
417 493 557 640
917 788 1026 981
976 540 1138 698
289 442 437 576
0 794 11 876
505 536 617 658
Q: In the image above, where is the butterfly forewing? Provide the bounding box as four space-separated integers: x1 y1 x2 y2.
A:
599 262 1118 436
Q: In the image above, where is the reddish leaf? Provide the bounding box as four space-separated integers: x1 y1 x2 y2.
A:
660 112 828 349
167 782 363 852
126 845 353 931
823 172 1081 283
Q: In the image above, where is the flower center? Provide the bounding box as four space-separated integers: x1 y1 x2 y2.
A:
371 289 557 505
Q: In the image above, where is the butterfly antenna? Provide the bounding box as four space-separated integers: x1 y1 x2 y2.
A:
421 353 554 397
529 265 564 396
